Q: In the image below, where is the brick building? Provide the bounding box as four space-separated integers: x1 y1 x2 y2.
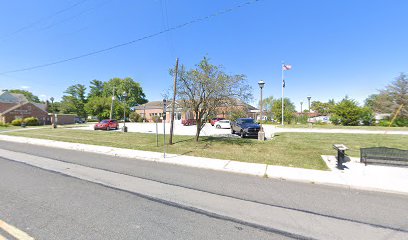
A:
0 102 50 124
134 100 258 123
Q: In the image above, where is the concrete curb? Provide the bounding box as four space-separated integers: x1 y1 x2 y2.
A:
1 135 407 195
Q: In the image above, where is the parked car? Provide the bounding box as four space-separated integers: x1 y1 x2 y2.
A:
94 119 119 130
230 118 260 138
210 117 225 126
215 120 231 129
182 119 196 126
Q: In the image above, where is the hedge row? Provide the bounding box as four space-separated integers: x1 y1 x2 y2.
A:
11 117 40 126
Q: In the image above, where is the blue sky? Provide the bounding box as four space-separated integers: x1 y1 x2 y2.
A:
0 0 407 111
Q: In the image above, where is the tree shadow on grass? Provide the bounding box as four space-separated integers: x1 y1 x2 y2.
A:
200 136 255 146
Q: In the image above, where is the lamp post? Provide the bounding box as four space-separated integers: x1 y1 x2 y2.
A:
50 97 57 128
163 99 167 158
307 96 312 112
143 104 146 123
258 80 265 141
122 92 128 132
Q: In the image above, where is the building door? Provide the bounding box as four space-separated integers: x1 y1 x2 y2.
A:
175 112 182 124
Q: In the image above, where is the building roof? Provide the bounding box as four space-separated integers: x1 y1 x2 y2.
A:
1 102 48 115
0 102 18 113
135 99 257 110
0 91 28 103
134 101 178 110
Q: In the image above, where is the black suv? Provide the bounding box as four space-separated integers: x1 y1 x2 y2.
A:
230 118 260 138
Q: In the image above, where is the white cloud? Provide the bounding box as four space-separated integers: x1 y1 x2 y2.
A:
20 86 30 89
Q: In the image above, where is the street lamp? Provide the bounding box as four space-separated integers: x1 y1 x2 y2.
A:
163 99 167 158
307 96 312 112
50 97 57 128
122 92 128 132
258 80 265 141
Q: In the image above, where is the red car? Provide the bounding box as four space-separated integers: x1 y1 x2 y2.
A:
210 118 225 126
94 119 119 131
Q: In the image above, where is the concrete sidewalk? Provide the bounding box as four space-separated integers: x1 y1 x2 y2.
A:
0 134 407 195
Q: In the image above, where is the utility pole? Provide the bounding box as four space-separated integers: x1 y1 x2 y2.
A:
110 87 116 119
169 58 179 145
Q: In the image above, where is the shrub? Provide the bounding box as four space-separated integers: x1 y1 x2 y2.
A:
23 117 39 126
152 115 161 123
378 120 391 127
11 119 23 126
393 118 408 127
129 112 143 122
0 121 10 127
360 107 375 126
86 119 99 122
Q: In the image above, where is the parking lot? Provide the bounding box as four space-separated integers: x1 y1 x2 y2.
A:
72 122 277 139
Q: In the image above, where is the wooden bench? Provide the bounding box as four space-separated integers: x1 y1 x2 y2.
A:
333 144 349 170
360 147 408 167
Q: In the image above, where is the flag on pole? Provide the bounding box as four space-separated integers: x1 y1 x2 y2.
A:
282 79 285 88
282 64 292 71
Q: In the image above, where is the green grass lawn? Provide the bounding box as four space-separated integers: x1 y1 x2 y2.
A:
273 123 408 131
3 128 408 171
0 125 20 131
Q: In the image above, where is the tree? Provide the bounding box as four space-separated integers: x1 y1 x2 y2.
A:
84 96 111 120
271 98 296 124
174 57 252 141
311 100 335 115
365 73 408 118
260 96 274 120
60 84 87 118
103 77 147 108
88 79 104 98
383 73 408 118
7 89 41 103
330 97 362 126
85 77 147 120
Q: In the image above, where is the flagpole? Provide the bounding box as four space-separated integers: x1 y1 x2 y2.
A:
281 62 284 126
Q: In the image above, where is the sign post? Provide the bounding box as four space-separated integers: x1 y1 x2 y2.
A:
163 99 167 158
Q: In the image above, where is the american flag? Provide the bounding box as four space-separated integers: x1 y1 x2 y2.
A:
282 64 292 71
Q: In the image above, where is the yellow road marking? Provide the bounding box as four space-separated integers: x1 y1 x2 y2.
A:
0 219 34 240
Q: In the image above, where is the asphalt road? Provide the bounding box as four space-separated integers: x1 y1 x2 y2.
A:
1 141 408 239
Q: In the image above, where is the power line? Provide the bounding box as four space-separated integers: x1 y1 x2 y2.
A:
0 0 261 75
0 0 88 41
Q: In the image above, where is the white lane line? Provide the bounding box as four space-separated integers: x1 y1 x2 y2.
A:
0 220 34 240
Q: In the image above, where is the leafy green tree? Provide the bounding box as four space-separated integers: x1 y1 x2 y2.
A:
84 96 111 120
272 98 296 124
7 89 41 103
174 57 252 141
60 84 87 118
311 100 335 115
331 97 362 126
103 77 147 108
88 79 104 98
260 96 274 120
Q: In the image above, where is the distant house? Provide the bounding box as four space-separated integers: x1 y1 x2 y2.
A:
134 99 258 123
0 91 50 124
